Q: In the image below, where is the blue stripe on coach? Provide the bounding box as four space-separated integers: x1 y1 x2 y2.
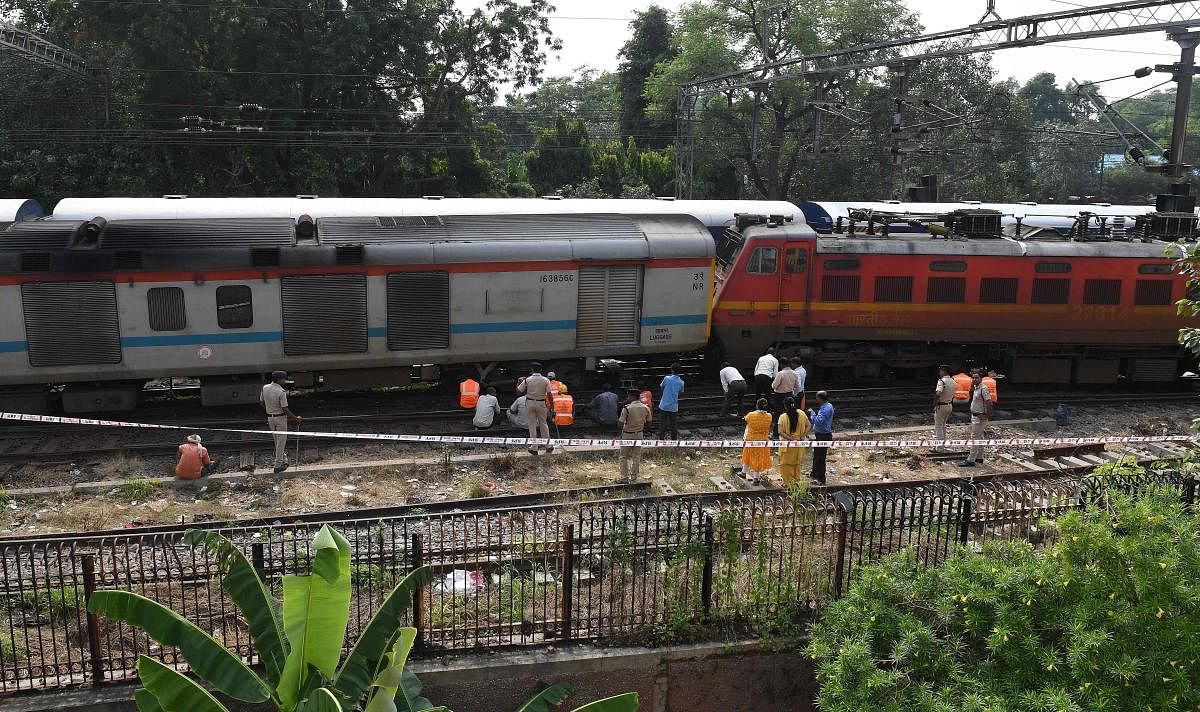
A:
368 327 387 337
0 340 27 353
121 331 284 347
450 319 576 334
640 314 709 326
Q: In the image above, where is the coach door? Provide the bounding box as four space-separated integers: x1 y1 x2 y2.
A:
778 242 810 335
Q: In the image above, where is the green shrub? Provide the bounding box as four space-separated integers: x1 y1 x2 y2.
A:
0 630 25 660
22 585 85 620
118 479 160 501
808 488 1200 712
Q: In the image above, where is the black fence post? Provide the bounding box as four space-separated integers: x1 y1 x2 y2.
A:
700 515 715 618
957 495 975 546
410 533 425 649
80 554 104 686
831 492 852 599
559 524 575 641
1183 475 1196 513
251 543 265 578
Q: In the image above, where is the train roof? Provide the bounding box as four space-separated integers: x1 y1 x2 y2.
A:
814 236 1173 259
0 199 44 224
0 213 716 261
800 200 1158 233
49 196 803 229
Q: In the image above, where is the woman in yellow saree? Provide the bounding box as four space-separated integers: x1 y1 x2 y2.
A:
742 398 773 484
776 396 811 486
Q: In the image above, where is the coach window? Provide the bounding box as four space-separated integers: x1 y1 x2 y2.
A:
1138 263 1174 275
746 246 778 274
1035 261 1071 274
216 285 254 328
784 247 807 273
147 287 186 331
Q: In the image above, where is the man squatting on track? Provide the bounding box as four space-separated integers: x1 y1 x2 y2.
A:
261 370 302 473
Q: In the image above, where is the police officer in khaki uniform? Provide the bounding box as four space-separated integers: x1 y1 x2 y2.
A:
617 389 652 483
960 370 993 467
517 363 551 454
261 370 301 473
933 364 956 443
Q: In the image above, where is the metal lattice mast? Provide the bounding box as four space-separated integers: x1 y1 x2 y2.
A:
676 0 1200 197
0 23 101 83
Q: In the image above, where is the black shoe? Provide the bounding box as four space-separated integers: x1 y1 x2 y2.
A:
975 459 985 464
957 460 976 467
528 449 540 456
273 464 289 473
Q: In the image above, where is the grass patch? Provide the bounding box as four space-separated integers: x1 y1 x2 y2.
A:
95 452 147 480
118 479 160 501
462 477 493 499
1 631 25 661
485 453 534 478
21 585 85 620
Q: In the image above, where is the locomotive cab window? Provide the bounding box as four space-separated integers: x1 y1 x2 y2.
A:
147 287 186 331
783 248 807 273
216 285 253 329
746 247 778 274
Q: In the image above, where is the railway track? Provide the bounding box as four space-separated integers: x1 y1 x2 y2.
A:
0 386 1191 485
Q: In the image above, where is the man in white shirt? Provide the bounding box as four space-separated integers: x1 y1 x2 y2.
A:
792 359 807 403
753 347 779 401
261 370 301 473
472 386 501 429
719 361 747 416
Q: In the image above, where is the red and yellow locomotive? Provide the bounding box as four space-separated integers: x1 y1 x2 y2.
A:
711 211 1192 384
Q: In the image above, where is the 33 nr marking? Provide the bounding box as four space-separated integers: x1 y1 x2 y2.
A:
1070 305 1130 321
540 273 574 283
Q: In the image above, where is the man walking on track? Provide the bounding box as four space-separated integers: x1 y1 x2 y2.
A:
657 363 685 440
960 370 993 467
618 389 652 483
261 370 301 473
753 347 779 400
933 364 956 445
517 362 551 454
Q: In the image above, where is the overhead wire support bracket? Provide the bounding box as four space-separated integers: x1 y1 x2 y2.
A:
0 22 102 83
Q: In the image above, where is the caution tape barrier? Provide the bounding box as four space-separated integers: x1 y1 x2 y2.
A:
1 411 1195 451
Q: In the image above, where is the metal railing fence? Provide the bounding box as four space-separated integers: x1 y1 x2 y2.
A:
0 466 1192 694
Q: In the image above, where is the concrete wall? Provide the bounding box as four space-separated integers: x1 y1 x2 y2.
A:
5 641 816 712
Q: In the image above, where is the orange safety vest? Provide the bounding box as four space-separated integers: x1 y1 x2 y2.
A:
459 379 480 409
982 376 998 403
952 373 972 401
552 393 574 426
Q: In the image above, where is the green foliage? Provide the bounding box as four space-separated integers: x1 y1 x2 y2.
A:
617 6 676 148
119 480 161 501
21 585 85 621
0 630 26 661
808 489 1200 712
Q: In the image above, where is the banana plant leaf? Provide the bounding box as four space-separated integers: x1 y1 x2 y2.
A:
396 666 438 712
136 655 234 712
333 568 433 703
295 687 344 712
87 591 271 703
276 525 353 710
134 688 165 712
363 630 416 712
570 693 640 712
182 529 289 685
515 682 574 712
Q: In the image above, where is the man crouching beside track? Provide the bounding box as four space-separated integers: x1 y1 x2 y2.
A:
261 370 302 473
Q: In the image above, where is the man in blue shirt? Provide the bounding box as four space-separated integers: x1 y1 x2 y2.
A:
808 390 834 484
657 363 685 440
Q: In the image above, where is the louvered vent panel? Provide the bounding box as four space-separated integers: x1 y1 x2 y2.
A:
1135 280 1174 306
979 278 1018 304
147 287 186 331
576 268 607 348
821 275 860 302
21 253 50 272
22 281 121 366
873 276 912 303
926 277 965 304
281 275 368 355
1032 278 1070 305
386 272 449 350
100 219 295 249
1083 279 1122 305
604 266 642 346
2 221 82 251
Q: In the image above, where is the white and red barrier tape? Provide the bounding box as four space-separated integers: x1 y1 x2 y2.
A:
1 411 1195 451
